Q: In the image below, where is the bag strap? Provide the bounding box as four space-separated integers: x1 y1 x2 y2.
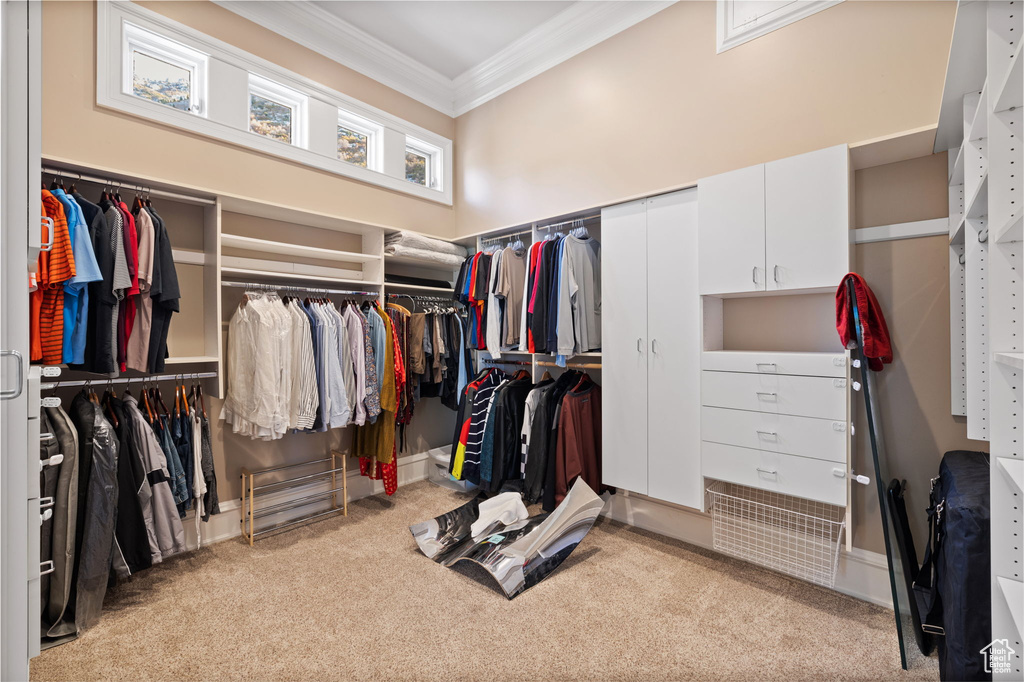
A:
914 475 945 635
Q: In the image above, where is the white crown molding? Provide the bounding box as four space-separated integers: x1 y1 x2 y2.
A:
213 1 676 118
212 0 455 115
452 1 675 116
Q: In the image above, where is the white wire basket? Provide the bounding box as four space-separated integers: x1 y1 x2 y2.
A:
705 480 846 588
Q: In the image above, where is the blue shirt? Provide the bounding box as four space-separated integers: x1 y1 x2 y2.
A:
52 190 101 364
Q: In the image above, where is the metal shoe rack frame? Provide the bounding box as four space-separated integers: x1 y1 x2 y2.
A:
240 451 348 544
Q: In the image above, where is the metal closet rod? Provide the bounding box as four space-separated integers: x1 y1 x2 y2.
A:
536 360 602 369
41 166 217 206
41 371 217 390
481 228 532 243
537 214 600 231
221 280 379 296
385 293 451 302
482 359 532 366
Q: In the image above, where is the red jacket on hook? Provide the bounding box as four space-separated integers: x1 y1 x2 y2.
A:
836 272 893 371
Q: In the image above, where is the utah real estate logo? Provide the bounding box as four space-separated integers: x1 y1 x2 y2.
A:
980 638 1016 675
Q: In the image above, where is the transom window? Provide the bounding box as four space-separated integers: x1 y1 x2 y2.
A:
405 137 442 190
123 22 207 115
248 74 307 147
337 110 382 170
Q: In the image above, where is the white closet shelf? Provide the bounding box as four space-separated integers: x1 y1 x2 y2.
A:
949 144 965 185
171 248 208 266
383 283 452 293
164 356 220 365
966 173 989 219
949 218 966 246
996 456 1023 497
222 234 380 263
384 253 461 269
967 79 989 141
994 41 1024 113
998 577 1023 638
994 213 1023 244
221 267 379 288
993 352 1024 369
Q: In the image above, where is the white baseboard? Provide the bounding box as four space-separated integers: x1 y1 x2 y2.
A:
181 450 434 549
604 490 894 608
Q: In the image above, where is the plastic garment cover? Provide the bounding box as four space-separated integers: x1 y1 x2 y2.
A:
409 478 604 599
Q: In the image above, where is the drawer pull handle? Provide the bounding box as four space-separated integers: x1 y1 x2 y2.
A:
39 560 55 576
756 430 777 438
755 392 777 400
755 362 777 372
756 467 778 476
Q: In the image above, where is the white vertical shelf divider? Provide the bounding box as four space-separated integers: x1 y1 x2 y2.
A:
987 3 1024 673
204 198 224 397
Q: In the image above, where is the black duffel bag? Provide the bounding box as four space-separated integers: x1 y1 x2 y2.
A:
914 450 991 681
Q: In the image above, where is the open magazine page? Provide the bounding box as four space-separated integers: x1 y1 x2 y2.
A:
409 479 604 599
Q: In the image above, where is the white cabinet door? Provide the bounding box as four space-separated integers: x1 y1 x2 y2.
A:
646 189 702 509
765 144 850 291
600 199 649 495
698 163 765 295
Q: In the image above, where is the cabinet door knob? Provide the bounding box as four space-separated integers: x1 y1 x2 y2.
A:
651 339 658 354
636 338 643 353
752 266 758 286
773 264 780 283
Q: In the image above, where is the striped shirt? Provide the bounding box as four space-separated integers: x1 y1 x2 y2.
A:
460 370 504 484
34 191 76 365
288 300 318 430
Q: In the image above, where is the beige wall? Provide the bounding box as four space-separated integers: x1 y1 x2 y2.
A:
454 0 956 235
42 1 456 237
722 153 976 555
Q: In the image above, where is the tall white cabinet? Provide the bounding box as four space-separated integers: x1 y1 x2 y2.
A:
602 188 703 509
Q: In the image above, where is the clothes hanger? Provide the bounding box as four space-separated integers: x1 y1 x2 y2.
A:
140 376 156 424
102 380 119 429
540 369 553 382
196 376 207 419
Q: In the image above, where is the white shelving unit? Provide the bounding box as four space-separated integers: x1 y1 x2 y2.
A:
936 4 1024 676
221 233 382 264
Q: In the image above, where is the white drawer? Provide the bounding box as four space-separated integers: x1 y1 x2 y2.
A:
701 371 848 420
701 441 848 506
701 407 848 464
702 351 848 377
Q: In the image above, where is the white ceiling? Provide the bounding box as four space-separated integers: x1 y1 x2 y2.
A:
216 1 675 116
314 1 575 80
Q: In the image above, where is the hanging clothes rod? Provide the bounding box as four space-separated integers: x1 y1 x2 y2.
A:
482 358 532 366
536 360 602 369
221 280 379 296
385 293 451 302
41 371 217 390
480 229 532 243
41 166 217 206
537 214 600 232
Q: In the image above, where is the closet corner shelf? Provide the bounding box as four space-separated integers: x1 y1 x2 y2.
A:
164 356 220 365
966 173 989 220
997 576 1023 639
220 266 379 288
967 79 989 142
949 217 966 246
994 40 1024 114
221 234 381 263
384 253 461 269
171 248 208 266
994 213 1023 244
383 282 453 293
993 351 1024 369
995 456 1023 497
949 143 965 185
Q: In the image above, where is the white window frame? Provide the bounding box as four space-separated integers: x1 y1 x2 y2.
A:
405 137 443 191
247 73 307 148
337 109 382 171
122 21 208 116
96 2 453 205
716 0 844 53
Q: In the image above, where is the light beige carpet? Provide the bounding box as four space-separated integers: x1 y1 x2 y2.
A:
31 481 937 682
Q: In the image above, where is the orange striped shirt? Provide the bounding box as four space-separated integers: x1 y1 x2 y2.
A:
33 191 75 365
